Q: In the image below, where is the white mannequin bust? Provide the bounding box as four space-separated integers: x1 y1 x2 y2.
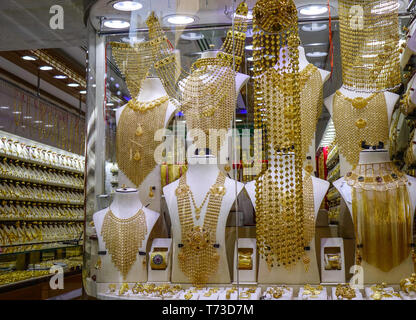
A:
332 149 416 284
163 154 244 284
400 18 416 68
407 71 416 107
115 77 177 212
93 188 160 283
245 152 330 284
324 87 399 176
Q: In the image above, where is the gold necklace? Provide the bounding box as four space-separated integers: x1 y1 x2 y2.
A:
302 171 315 271
338 0 401 92
101 208 147 279
175 172 226 286
345 162 412 272
253 0 305 270
116 97 169 187
332 91 389 167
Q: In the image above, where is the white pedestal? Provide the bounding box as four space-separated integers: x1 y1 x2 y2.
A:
148 238 172 282
298 286 327 300
320 237 346 284
262 286 293 300
331 287 363 300
233 238 257 284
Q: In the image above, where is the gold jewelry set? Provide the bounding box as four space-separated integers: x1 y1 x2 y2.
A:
264 286 290 300
175 172 226 286
101 208 147 280
400 273 416 295
302 284 324 299
150 247 168 270
0 203 83 221
335 284 356 300
369 283 401 300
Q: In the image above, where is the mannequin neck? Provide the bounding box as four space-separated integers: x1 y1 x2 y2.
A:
298 46 309 71
110 189 143 219
186 155 221 184
339 85 373 98
201 50 218 58
358 149 390 165
137 77 167 102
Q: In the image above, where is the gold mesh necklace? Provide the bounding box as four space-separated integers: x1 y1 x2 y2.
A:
175 172 226 286
101 208 147 280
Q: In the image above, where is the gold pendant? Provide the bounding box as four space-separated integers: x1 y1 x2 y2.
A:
355 118 367 129
134 151 141 161
135 125 143 136
351 97 368 109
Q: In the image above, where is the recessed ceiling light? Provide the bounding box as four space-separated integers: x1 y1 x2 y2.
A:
299 5 328 16
45 124 54 128
23 116 32 119
235 119 243 122
103 19 130 29
0 106 9 110
34 120 43 124
113 1 143 11
301 23 328 32
22 55 37 61
39 65 53 71
54 75 67 79
79 90 87 94
180 32 204 40
12 111 22 114
306 51 328 58
164 14 196 25
67 83 80 87
106 102 115 107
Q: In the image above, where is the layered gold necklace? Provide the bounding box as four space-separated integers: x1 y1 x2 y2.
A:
116 96 169 187
332 91 389 167
101 208 147 279
253 0 305 270
345 162 412 272
175 172 226 286
338 0 401 92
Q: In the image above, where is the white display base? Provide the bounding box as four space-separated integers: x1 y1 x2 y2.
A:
331 287 363 300
298 287 327 300
85 277 97 298
148 238 172 283
262 286 293 300
320 237 346 284
399 291 416 300
233 238 257 284
365 286 401 300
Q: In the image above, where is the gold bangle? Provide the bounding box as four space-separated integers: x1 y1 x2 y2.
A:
238 248 253 270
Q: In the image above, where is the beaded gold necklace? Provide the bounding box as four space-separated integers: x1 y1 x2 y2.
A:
175 172 226 286
332 91 389 167
101 208 147 279
116 96 169 187
253 0 305 270
345 162 412 272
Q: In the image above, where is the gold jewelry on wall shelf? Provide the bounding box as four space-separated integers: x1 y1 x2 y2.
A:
253 0 305 271
332 91 389 167
345 162 412 272
101 208 147 280
116 97 169 187
175 172 226 286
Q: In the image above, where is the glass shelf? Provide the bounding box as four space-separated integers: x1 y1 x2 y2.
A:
0 173 84 190
0 240 83 257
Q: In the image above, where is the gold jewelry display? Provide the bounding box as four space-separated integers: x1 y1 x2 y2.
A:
116 97 169 187
335 284 356 300
238 248 253 270
175 172 226 286
400 273 416 295
302 284 324 299
338 0 401 92
150 247 168 270
253 0 305 270
101 208 147 279
118 282 129 295
332 91 389 167
345 162 412 272
369 283 402 300
302 171 315 272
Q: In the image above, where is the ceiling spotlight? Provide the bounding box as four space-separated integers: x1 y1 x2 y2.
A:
180 32 204 41
12 111 22 114
299 5 328 16
113 1 143 11
67 83 80 87
306 51 328 58
103 19 130 29
53 75 67 79
301 23 328 32
106 102 115 107
45 124 54 128
23 116 32 119
164 14 196 25
0 106 9 110
39 65 53 71
21 55 37 61
34 120 43 124
79 90 87 94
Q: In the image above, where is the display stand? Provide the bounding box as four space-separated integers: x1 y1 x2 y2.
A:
148 238 172 283
163 155 244 284
232 238 257 284
331 286 362 300
115 77 177 212
401 18 416 68
324 88 399 176
93 188 160 283
246 165 329 284
320 237 346 284
333 149 416 284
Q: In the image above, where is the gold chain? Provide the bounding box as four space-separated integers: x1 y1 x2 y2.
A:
101 208 147 280
302 172 315 271
175 172 226 286
332 91 389 167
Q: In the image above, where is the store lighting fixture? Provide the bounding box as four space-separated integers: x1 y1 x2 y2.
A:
299 5 328 16
245 45 253 50
164 14 196 25
45 124 54 128
301 23 328 32
106 102 115 107
103 19 130 29
0 106 9 110
80 90 87 94
39 65 53 71
21 55 37 61
23 116 32 119
235 119 243 122
113 1 143 11
12 111 21 114
34 120 43 124
54 75 67 79
67 83 80 87
306 51 328 58
247 56 254 62
180 32 204 40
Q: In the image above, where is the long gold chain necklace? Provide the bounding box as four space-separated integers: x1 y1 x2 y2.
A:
101 207 147 280
332 91 389 167
345 162 412 272
175 172 226 286
116 97 169 187
253 0 305 270
338 0 401 92
302 171 315 271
